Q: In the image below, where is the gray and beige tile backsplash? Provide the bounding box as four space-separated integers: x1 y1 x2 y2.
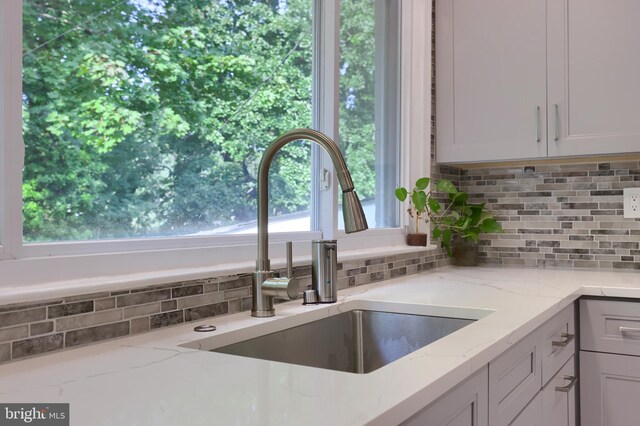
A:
0 249 448 363
449 160 640 269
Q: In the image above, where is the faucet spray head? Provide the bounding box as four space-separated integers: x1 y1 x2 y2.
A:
342 190 369 233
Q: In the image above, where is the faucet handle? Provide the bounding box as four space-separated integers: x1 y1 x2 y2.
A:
260 241 299 300
261 277 299 300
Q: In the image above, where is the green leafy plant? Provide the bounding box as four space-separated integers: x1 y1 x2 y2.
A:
395 178 503 256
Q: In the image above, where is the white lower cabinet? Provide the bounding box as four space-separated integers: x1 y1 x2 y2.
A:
403 304 576 426
510 392 542 426
580 298 640 426
488 329 542 425
401 298 640 425
402 366 488 426
542 356 576 426
489 304 576 426
509 356 576 426
580 351 640 426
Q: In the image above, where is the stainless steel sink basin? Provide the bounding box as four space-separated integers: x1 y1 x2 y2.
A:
211 309 476 374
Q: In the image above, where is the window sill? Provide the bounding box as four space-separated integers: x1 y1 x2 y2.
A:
0 242 439 306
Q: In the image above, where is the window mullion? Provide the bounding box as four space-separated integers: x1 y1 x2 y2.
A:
400 0 432 234
0 1 24 260
312 0 340 240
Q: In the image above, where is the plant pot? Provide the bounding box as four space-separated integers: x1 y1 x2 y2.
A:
452 238 480 266
406 233 427 246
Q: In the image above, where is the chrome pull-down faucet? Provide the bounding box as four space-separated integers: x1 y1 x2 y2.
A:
252 128 368 317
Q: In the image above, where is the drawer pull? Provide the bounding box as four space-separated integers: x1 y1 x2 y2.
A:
620 326 640 337
555 375 577 392
552 332 575 347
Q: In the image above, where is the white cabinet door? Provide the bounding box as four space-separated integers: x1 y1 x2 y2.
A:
402 366 488 426
509 355 576 426
436 0 547 163
542 356 576 426
488 329 542 426
580 350 640 426
509 392 543 426
548 0 640 157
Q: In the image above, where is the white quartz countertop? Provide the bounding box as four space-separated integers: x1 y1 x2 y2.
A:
2 266 640 425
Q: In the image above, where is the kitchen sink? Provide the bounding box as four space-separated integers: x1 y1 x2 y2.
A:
184 302 489 374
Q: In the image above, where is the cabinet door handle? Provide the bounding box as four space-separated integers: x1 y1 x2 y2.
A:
555 375 577 392
554 104 560 141
551 332 575 347
536 106 541 142
620 326 640 337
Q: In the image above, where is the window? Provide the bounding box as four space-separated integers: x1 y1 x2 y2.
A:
0 0 431 286
339 0 400 229
22 0 314 241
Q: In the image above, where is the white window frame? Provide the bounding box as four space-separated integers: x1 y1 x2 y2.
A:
0 0 431 289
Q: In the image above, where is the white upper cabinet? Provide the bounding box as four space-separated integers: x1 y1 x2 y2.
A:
437 0 640 163
548 0 640 157
436 0 547 163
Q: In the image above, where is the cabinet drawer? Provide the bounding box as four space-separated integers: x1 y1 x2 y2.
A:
542 356 576 426
489 330 542 426
581 299 640 356
540 304 575 385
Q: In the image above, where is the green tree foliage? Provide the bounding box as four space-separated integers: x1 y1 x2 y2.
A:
339 0 376 200
22 0 376 241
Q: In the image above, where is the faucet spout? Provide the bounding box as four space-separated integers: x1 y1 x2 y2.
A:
252 128 368 317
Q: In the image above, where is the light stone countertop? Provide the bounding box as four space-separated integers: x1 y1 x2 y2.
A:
2 266 640 425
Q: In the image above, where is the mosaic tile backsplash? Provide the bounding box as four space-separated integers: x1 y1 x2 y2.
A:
454 160 640 269
0 249 449 363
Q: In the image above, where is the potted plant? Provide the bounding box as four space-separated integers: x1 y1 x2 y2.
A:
395 177 502 265
394 177 431 246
